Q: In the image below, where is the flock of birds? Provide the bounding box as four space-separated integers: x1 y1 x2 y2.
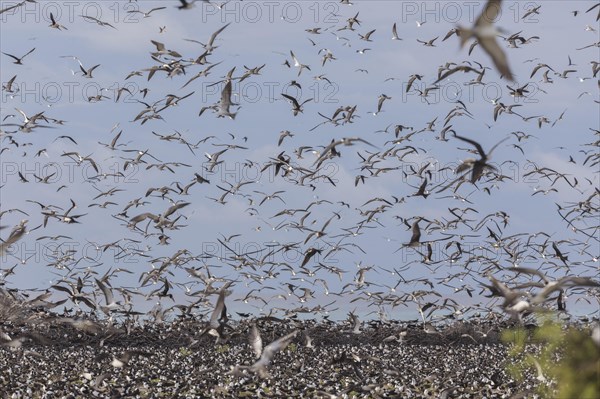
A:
1 0 599 385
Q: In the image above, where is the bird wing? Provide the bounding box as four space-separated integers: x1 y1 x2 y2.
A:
249 324 263 358
96 278 114 306
258 330 297 365
208 288 228 329
475 0 503 28
409 220 421 244
479 35 513 80
208 23 231 47
452 133 486 159
281 93 300 109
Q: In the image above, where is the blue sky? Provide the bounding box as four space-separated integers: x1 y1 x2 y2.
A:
1 0 598 322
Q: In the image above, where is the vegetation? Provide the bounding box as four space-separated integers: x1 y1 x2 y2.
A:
178 347 192 357
502 317 599 398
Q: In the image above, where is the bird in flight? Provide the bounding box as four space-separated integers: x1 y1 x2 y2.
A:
436 133 508 193
250 330 298 378
457 0 514 80
281 93 312 116
49 12 67 30
453 133 508 183
186 23 230 54
248 323 263 359
78 60 100 78
290 50 311 76
177 0 197 10
80 14 117 29
417 36 439 47
313 137 377 168
2 47 35 65
127 7 167 18
0 220 28 255
217 79 237 119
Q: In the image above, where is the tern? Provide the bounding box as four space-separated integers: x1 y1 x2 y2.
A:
217 79 237 119
417 37 438 47
406 218 422 247
359 29 376 41
126 7 166 18
186 23 231 54
249 330 298 378
290 50 311 76
249 323 263 359
80 14 116 29
0 220 28 255
281 93 312 116
95 278 120 313
177 0 197 9
2 48 35 65
78 61 100 78
457 0 514 80
150 40 182 58
442 133 509 192
2 75 17 93
49 12 67 30
201 284 232 339
313 137 377 167
522 5 541 19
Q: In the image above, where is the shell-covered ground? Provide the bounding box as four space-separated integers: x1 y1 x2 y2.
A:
0 317 561 398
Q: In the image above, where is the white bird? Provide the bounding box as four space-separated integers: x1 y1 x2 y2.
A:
0 220 27 255
78 60 100 78
95 278 120 313
217 73 238 119
457 0 514 80
249 323 263 359
290 50 311 76
189 22 231 53
250 330 298 378
126 6 166 18
349 312 361 334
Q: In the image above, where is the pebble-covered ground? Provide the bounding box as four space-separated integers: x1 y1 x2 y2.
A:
0 318 553 398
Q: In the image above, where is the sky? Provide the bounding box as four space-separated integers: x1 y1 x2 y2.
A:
0 0 599 322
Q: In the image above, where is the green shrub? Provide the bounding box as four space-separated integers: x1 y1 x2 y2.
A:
502 317 599 398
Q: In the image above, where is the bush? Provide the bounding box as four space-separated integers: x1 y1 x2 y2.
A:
502 317 599 398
